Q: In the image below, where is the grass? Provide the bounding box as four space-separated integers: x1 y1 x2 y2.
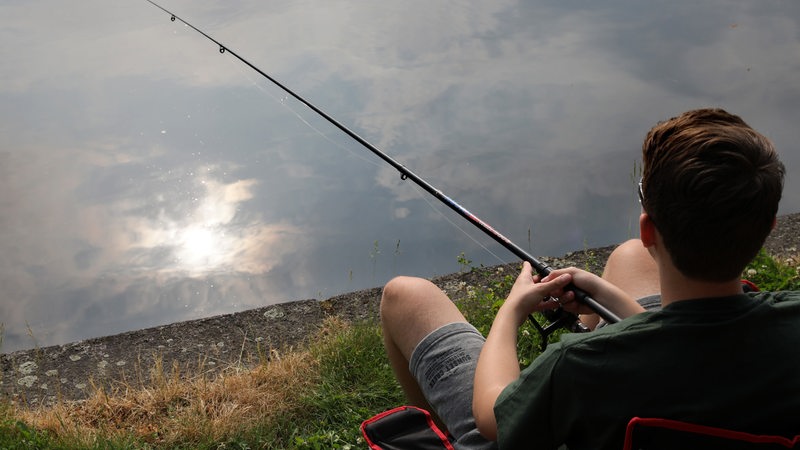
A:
0 319 404 449
1 250 798 449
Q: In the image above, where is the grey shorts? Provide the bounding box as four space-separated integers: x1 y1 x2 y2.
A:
636 294 662 311
409 322 497 450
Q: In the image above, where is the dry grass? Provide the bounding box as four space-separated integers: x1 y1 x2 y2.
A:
1 317 393 448
7 324 330 448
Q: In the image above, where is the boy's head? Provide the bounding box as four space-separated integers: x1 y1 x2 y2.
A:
640 108 785 282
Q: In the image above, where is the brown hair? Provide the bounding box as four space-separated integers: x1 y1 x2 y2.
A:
641 108 785 281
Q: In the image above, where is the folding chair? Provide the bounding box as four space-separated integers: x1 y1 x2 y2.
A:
623 417 800 450
361 405 455 450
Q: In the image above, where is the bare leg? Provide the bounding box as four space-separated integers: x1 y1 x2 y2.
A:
380 276 468 423
603 239 660 298
581 239 660 329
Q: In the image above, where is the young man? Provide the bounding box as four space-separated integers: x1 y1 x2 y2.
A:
380 108 796 449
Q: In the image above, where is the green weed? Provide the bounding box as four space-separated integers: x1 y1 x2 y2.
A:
456 252 473 273
744 250 800 291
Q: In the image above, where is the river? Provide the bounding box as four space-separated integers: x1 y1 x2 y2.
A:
1 0 798 352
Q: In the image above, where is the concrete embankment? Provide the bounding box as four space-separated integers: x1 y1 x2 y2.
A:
2 213 798 407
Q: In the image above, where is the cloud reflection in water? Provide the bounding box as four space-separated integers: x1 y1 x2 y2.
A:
1 0 798 352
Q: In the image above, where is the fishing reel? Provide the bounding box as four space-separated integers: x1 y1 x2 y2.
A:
529 300 590 351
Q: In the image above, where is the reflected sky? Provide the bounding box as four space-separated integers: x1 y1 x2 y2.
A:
2 0 798 352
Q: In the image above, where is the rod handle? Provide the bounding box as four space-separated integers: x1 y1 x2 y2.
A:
567 283 622 323
531 259 621 324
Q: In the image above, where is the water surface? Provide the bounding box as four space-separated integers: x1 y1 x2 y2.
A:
1 0 798 352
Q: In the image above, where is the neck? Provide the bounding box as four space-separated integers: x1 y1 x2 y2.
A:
658 262 743 307
642 223 745 307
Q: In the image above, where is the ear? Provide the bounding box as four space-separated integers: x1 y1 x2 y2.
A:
639 213 657 248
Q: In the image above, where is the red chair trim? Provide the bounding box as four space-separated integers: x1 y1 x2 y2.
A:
361 405 455 450
624 417 800 450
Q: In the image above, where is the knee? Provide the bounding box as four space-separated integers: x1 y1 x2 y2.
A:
604 238 656 277
381 276 425 307
609 239 647 262
380 276 415 327
380 276 434 317
619 238 644 248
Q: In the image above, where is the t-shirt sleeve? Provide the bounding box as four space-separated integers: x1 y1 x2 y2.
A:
493 344 566 450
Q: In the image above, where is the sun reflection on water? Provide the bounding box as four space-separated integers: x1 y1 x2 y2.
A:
131 167 259 276
175 225 228 271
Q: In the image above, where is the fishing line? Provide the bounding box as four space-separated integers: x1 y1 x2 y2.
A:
241 69 495 260
235 64 384 171
407 182 510 266
201 48 495 262
237 61 498 259
144 0 621 327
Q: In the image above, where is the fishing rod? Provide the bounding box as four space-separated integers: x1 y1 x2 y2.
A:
143 0 622 331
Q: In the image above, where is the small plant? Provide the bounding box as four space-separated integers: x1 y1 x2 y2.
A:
457 252 473 273
369 240 381 279
25 321 40 353
582 238 599 272
528 226 533 252
628 160 644 237
393 239 402 274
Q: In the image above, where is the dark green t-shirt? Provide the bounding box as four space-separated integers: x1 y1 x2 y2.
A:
494 291 800 450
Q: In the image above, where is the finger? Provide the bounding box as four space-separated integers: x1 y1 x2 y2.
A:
540 273 572 291
526 275 570 307
541 267 579 283
559 292 597 315
518 261 533 280
560 290 576 303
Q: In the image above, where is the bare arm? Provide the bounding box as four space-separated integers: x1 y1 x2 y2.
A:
472 263 644 439
547 267 646 320
472 262 571 440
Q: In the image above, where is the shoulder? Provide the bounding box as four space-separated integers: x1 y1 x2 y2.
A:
753 290 800 306
761 290 800 299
